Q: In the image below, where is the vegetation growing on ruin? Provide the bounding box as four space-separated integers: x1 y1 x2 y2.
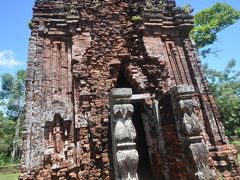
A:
28 21 32 30
131 15 142 22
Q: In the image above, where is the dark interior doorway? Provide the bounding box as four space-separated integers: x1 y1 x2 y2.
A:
132 103 154 180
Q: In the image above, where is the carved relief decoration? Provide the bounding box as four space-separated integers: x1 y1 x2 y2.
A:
179 99 202 137
43 101 73 122
171 86 214 179
116 149 139 180
75 112 90 128
43 113 76 170
113 104 139 180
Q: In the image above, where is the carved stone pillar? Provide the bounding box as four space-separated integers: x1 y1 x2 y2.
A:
171 85 215 180
110 88 139 180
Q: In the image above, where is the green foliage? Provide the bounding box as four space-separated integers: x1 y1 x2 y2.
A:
145 0 164 10
190 3 240 49
0 70 26 164
1 74 14 94
159 0 164 8
182 4 193 14
204 59 240 137
177 4 193 14
0 70 26 119
0 112 17 165
28 21 32 30
146 1 154 10
0 154 17 166
131 15 141 22
235 128 240 137
231 140 240 146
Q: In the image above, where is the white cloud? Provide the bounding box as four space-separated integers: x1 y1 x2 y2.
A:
0 50 23 68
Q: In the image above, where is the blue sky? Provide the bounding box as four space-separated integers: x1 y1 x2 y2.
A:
0 0 239 75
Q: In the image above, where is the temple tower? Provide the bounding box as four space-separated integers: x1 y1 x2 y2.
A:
20 0 239 179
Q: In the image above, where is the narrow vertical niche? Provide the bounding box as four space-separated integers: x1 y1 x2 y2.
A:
132 102 154 180
116 60 131 88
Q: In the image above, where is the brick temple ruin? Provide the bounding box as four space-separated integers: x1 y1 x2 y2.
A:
20 0 239 179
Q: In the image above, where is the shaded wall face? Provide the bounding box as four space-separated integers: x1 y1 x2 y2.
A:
22 36 75 169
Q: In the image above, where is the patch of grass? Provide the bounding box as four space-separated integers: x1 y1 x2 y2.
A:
0 164 20 174
230 140 240 164
0 173 19 180
231 140 240 146
0 164 19 180
231 141 240 155
237 154 240 164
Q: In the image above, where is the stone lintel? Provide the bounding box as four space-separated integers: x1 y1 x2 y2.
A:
110 88 132 99
114 94 151 104
171 85 195 96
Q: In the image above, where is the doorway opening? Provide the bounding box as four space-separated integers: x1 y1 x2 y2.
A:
132 102 154 180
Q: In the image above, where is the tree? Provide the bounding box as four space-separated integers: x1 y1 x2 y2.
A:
0 70 26 120
190 3 240 56
0 111 16 165
0 70 26 163
204 59 240 137
189 3 240 138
